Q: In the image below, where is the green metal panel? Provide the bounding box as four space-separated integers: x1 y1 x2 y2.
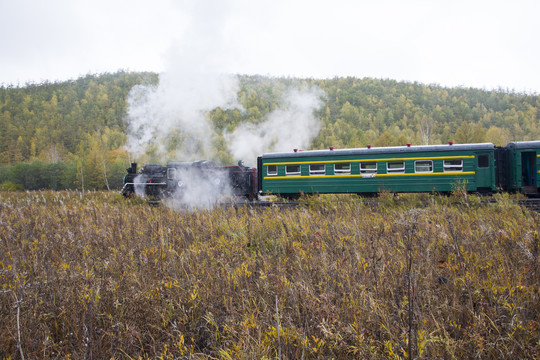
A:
505 141 540 192
474 151 495 190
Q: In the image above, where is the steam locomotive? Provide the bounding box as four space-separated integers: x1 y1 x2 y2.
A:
122 140 540 200
122 160 257 200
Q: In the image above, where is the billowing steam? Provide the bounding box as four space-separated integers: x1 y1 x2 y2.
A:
123 0 326 209
125 0 240 161
126 80 325 209
133 174 148 198
163 166 233 210
225 87 324 166
125 71 240 161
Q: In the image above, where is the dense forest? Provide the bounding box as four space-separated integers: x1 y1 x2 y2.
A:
1 72 539 190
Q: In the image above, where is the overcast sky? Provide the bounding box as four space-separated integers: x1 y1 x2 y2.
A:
1 0 539 93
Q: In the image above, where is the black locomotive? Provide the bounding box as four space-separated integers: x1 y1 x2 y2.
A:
122 160 257 200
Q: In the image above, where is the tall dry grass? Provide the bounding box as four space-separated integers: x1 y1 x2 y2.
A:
0 191 538 359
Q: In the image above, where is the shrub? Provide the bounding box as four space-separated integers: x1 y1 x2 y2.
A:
0 181 23 191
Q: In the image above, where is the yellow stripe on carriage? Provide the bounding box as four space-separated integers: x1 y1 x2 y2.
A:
264 171 476 180
263 155 475 166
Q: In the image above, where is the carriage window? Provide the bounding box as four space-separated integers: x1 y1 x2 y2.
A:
285 164 301 176
360 162 377 174
334 163 351 174
267 165 277 176
387 161 405 174
310 164 325 175
415 160 433 173
167 168 176 179
444 159 463 172
477 155 489 168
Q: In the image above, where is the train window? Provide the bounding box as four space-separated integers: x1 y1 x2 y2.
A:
415 160 433 173
310 164 325 175
334 163 351 174
478 155 489 168
444 159 463 172
167 168 176 179
285 164 301 176
360 162 377 174
387 161 405 173
267 165 277 176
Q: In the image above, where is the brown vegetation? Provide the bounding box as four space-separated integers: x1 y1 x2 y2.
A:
0 191 538 359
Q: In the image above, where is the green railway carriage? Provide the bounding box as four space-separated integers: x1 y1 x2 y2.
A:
257 143 497 196
496 141 540 195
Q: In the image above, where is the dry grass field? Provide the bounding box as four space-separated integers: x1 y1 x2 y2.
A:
0 191 539 359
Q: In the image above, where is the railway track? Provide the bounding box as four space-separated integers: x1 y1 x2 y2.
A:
220 200 300 208
516 198 540 212
261 196 540 211
474 197 540 212
147 197 540 212
146 199 300 208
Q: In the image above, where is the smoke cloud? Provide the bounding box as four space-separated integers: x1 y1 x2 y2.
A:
133 174 148 198
164 166 233 211
123 0 326 209
225 86 324 166
125 71 240 160
124 0 241 161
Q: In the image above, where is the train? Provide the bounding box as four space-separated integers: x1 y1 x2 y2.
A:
122 140 540 200
122 160 257 200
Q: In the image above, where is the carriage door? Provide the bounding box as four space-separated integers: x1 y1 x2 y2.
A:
521 151 538 194
475 152 493 190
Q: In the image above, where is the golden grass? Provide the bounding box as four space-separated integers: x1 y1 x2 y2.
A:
0 191 538 359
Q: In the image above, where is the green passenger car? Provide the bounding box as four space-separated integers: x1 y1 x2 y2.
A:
258 143 497 196
501 141 540 195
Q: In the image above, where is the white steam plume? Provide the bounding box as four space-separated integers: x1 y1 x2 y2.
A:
164 166 233 210
123 0 242 210
125 0 241 161
125 71 240 160
226 86 325 165
123 0 326 209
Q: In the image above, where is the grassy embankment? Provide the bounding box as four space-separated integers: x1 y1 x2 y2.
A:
0 191 538 359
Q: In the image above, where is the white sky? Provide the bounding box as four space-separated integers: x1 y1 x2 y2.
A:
1 0 539 93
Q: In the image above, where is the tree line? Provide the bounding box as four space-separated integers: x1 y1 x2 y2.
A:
1 72 539 190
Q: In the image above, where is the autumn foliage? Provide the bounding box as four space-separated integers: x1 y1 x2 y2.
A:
0 191 538 359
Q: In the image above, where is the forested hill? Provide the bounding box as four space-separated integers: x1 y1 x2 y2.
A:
0 72 158 164
1 71 539 190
